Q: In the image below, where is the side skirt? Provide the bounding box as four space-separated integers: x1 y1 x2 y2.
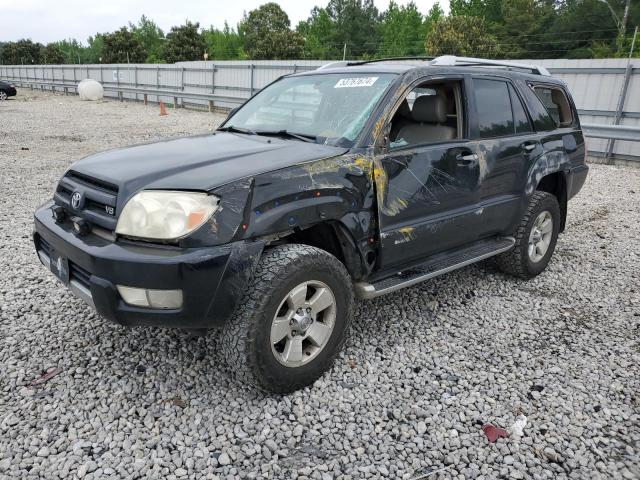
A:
355 236 515 300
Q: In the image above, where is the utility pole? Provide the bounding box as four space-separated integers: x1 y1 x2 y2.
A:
342 43 347 61
599 0 632 53
621 0 631 40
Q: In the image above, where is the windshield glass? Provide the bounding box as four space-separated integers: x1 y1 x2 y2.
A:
223 73 396 147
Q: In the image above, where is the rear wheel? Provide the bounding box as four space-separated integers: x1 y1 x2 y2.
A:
219 244 354 393
0 91 7 101
496 191 560 279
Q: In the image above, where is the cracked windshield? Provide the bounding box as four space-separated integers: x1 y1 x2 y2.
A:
224 73 396 146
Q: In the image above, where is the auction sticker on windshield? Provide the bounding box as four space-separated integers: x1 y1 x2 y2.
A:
334 77 379 88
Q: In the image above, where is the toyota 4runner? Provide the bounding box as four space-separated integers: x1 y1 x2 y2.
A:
34 56 589 393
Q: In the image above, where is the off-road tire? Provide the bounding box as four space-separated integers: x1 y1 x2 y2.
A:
495 191 561 279
219 244 354 393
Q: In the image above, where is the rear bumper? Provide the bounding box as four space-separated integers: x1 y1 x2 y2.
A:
3 87 16 97
567 164 589 200
34 201 263 329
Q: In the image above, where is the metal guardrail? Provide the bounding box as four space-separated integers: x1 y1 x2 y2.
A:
581 123 640 142
10 79 247 111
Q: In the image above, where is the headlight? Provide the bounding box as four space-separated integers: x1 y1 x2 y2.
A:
116 191 219 240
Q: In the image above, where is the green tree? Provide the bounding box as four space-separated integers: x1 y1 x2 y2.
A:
494 0 555 58
449 0 504 26
102 27 147 63
425 15 500 56
51 39 84 63
1 39 43 64
204 21 244 59
42 43 65 64
377 1 426 57
129 15 165 62
241 3 304 59
425 3 445 31
297 8 337 59
85 34 105 63
543 0 632 58
325 0 381 58
163 21 207 63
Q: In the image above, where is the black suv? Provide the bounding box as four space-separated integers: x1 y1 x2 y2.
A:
0 80 17 100
34 57 588 393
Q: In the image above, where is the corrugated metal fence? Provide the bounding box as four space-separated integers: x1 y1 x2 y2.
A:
1 59 638 163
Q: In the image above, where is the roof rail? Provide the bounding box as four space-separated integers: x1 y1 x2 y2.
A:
346 56 434 66
430 55 551 76
317 61 350 70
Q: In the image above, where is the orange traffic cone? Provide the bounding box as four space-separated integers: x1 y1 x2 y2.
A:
159 101 168 116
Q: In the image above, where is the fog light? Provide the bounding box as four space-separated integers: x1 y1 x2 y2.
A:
116 286 183 309
71 216 91 236
52 205 66 223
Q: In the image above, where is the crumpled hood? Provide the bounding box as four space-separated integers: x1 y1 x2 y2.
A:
70 132 348 200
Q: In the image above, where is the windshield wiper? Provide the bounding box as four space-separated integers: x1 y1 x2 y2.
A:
255 130 317 143
217 125 257 135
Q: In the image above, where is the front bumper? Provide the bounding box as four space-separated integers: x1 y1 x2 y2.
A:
34 201 263 328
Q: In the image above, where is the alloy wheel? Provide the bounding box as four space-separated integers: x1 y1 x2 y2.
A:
270 280 336 368
528 210 553 263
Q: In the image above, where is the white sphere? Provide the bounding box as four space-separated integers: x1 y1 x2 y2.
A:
78 79 104 101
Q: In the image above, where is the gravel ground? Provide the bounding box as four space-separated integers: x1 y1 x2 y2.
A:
0 90 638 480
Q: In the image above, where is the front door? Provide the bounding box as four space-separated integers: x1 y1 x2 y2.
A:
375 77 483 269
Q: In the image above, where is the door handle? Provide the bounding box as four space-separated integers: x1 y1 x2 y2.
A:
522 143 537 152
456 153 478 166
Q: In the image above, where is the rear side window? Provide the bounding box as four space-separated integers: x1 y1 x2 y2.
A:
533 86 573 127
520 85 556 131
508 84 532 134
474 79 513 138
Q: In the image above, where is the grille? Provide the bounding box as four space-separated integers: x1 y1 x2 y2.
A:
66 171 118 194
54 171 119 231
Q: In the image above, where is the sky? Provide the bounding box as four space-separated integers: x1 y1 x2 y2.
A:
0 0 445 44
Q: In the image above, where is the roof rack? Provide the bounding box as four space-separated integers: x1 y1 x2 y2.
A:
429 55 551 76
346 56 434 66
316 56 551 76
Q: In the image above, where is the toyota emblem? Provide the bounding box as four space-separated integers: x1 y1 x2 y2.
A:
71 192 82 210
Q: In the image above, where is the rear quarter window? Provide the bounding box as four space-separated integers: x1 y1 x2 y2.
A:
533 86 574 127
520 84 557 131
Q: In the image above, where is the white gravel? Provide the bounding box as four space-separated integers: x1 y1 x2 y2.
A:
0 90 639 480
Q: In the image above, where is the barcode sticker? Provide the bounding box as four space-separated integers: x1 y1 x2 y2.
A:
334 77 379 88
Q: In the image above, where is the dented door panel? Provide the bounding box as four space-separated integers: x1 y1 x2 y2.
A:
375 142 482 268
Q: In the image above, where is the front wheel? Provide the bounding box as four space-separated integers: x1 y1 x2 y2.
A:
219 244 354 393
496 191 561 279
0 91 7 101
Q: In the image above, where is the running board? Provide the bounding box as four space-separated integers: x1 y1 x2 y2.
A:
355 237 515 300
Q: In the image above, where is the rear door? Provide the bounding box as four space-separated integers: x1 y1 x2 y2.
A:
469 76 538 238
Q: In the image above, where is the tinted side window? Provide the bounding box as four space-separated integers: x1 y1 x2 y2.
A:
508 84 532 134
533 86 573 127
521 85 557 131
474 79 513 138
